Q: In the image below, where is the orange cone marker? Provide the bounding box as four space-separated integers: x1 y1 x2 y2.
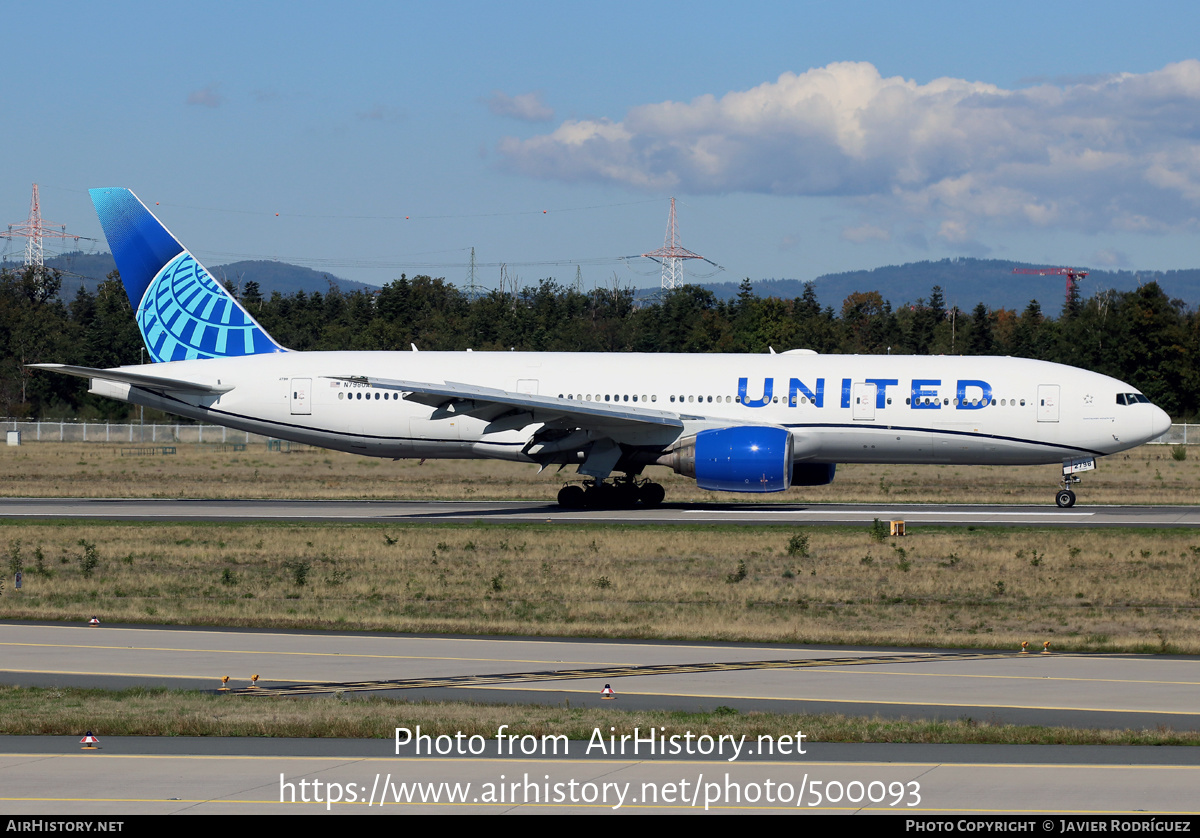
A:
80 731 100 750
601 683 616 700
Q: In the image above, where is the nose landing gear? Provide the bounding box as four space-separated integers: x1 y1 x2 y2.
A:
1056 456 1095 508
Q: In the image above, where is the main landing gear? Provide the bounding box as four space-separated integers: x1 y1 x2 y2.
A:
557 477 666 509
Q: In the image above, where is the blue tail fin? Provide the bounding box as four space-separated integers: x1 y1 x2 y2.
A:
89 188 285 363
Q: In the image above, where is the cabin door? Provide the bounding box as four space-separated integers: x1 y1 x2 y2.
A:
1037 385 1059 422
852 383 876 421
290 378 312 415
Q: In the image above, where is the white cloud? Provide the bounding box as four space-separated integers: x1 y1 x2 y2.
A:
1092 248 1132 268
841 224 890 243
498 60 1200 236
484 90 554 123
778 233 802 251
186 84 223 108
357 105 403 122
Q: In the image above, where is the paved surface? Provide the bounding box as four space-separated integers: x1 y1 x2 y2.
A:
5 623 1199 729
3 497 1200 527
1 737 1198 814
5 624 1200 814
4 499 1199 815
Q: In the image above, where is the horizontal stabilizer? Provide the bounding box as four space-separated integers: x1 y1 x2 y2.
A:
28 364 234 395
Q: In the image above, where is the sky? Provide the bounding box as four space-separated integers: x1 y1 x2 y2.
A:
4 1 1200 295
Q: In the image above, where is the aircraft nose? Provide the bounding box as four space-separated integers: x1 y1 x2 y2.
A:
1150 405 1171 441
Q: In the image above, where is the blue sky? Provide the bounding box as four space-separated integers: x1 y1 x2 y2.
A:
5 1 1200 295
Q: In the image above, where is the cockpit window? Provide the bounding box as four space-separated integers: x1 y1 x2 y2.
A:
1116 393 1151 405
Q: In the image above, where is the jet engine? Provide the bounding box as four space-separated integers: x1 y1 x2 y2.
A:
657 426 795 492
791 462 836 486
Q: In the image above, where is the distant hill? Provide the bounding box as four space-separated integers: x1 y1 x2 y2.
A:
693 259 1200 316
200 261 379 298
1 252 378 300
9 252 1200 315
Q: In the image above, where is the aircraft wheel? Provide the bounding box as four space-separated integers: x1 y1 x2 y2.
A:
557 485 585 509
1055 489 1076 508
589 483 617 509
614 482 641 509
639 482 666 508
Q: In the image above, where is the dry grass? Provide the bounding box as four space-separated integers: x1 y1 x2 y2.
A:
4 685 1199 745
0 441 1197 505
3 521 1200 652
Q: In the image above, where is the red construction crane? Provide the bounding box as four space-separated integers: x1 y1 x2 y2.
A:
1012 266 1089 309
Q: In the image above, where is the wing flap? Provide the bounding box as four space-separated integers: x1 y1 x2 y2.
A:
326 375 683 430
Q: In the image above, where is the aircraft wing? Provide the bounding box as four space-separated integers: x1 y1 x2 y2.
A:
28 364 234 395
326 375 688 431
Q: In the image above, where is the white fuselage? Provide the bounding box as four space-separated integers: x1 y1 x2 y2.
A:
89 350 1171 471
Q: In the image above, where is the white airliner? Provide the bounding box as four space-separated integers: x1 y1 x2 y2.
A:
33 188 1171 509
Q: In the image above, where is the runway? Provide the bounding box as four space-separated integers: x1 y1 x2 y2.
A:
5 503 1200 815
3 737 1199 814
4 497 1200 526
5 623 1200 730
3 623 1200 814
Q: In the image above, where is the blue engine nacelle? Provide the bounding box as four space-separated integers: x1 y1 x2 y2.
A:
658 426 795 493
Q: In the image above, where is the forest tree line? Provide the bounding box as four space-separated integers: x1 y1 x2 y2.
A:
0 266 1195 420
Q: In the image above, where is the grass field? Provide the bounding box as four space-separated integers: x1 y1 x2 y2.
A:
0 440 1197 505
4 441 1198 742
3 520 1199 652
4 685 1198 745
